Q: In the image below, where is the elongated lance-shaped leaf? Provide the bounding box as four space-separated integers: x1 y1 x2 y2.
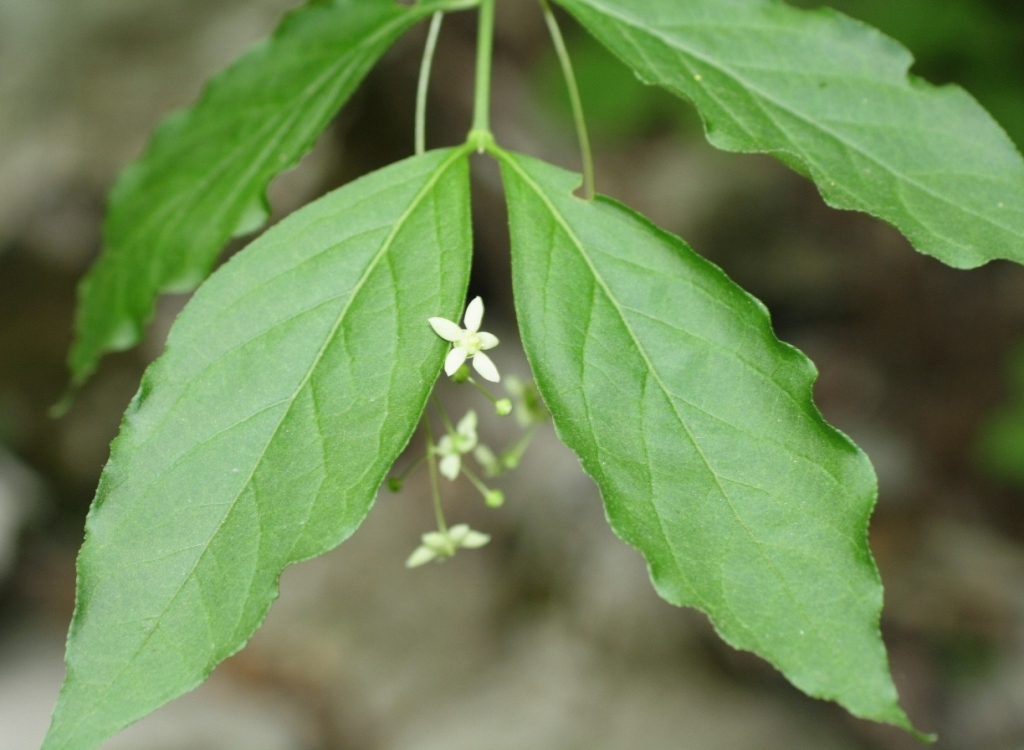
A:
553 0 1024 270
496 149 927 737
44 148 473 750
70 0 477 386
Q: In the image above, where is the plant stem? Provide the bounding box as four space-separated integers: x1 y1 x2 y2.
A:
416 12 445 156
432 393 456 435
423 417 449 534
469 0 497 149
502 424 537 468
461 463 492 497
539 0 595 200
392 453 427 483
467 376 497 403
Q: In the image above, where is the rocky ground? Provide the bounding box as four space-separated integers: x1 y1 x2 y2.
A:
3 1 1024 749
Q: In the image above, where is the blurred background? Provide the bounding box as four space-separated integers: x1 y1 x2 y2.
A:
3 0 1024 747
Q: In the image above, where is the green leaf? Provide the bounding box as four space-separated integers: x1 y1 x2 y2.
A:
496 149 927 737
70 0 475 386
552 0 1024 270
45 148 473 750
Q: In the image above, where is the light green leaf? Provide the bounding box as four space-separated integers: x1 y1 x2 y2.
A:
70 0 476 386
496 149 927 737
553 0 1024 269
45 148 473 750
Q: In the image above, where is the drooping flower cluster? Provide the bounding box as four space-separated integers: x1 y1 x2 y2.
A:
395 297 545 568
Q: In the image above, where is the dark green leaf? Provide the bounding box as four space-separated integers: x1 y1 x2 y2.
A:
70 0 475 385
45 148 473 750
497 149 926 737
553 0 1024 270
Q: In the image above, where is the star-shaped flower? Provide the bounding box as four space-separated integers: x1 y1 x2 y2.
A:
429 297 500 382
435 410 478 480
405 523 491 568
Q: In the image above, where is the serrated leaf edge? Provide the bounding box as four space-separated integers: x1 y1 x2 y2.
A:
46 146 473 750
495 147 929 739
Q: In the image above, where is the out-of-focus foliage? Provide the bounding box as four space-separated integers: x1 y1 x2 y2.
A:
6 1 1024 750
538 0 1024 152
68 0 474 388
533 31 690 144
554 0 1024 271
978 347 1024 486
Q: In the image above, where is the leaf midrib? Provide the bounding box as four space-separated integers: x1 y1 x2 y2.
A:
499 151 810 632
114 4 418 289
65 147 469 740
567 0 1022 244
76 3 423 381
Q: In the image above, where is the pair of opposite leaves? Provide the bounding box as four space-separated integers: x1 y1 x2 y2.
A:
48 0 1024 747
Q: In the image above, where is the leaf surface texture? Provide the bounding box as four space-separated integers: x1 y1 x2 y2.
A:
70 0 470 384
554 0 1024 269
45 148 473 750
498 149 920 733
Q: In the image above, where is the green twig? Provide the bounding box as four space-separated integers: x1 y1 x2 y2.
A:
539 0 595 200
415 12 445 156
468 0 497 149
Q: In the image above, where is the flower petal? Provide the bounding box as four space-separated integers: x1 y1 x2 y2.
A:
444 346 468 376
461 530 491 549
463 297 484 333
406 545 437 568
439 453 461 481
461 432 478 453
477 332 499 350
447 524 470 545
504 375 524 397
457 410 478 439
429 317 464 342
422 531 448 547
436 435 454 456
472 351 500 383
474 444 497 466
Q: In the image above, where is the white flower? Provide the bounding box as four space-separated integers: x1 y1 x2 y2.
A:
429 297 500 382
473 444 500 476
405 523 491 568
505 375 547 427
435 410 478 480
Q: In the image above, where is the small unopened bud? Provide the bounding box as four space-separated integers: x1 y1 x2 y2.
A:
485 489 505 508
452 364 472 383
495 399 513 416
502 454 521 471
387 478 403 493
